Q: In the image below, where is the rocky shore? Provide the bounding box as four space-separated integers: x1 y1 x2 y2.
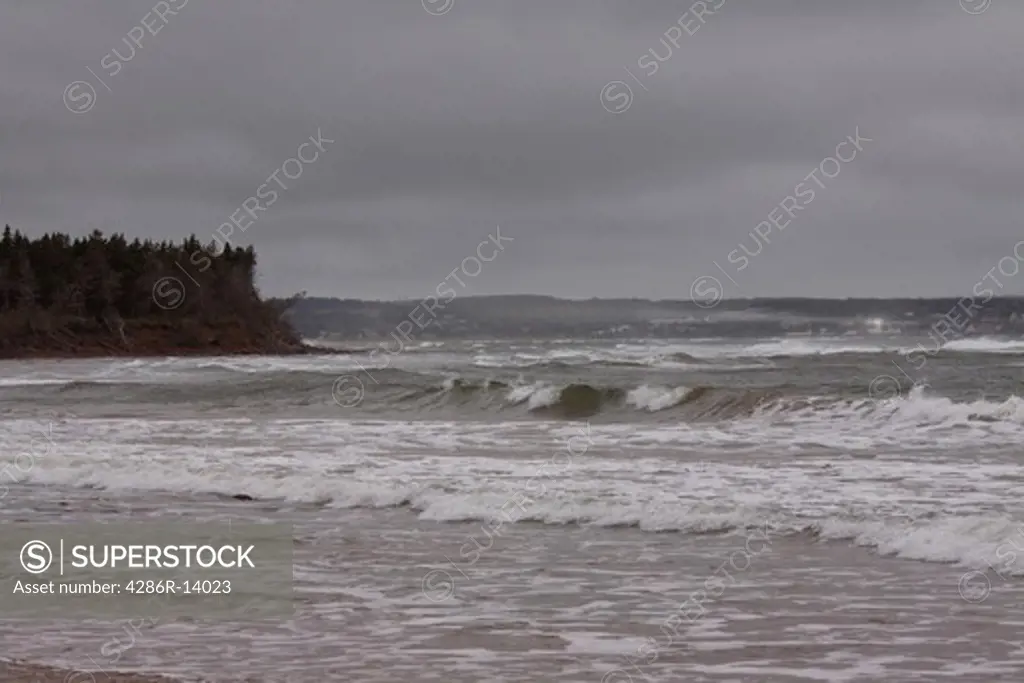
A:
0 319 311 360
0 230 316 362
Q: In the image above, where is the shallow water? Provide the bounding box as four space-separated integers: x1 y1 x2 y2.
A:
2 487 1022 682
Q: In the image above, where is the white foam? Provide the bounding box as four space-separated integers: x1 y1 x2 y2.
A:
0 378 70 387
736 338 890 358
464 338 905 369
506 382 561 409
610 338 892 362
942 337 1024 354
818 516 1024 574
0 355 377 389
6 417 1024 571
626 385 691 412
864 386 1024 427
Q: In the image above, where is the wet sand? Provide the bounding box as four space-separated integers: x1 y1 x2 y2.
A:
0 660 177 683
3 495 1023 682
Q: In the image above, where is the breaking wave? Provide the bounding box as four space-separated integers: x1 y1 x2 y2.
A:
364 376 1024 426
5 365 1024 426
19 456 1024 572
940 337 1024 354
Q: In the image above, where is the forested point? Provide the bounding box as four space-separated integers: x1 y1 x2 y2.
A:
0 226 305 358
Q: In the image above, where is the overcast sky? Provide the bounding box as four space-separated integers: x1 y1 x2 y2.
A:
1 0 1021 299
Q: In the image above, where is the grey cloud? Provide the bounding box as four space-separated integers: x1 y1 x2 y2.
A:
1 0 1022 298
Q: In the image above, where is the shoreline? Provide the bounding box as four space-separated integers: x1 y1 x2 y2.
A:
0 660 182 683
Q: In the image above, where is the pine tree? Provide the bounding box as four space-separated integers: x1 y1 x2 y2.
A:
0 227 302 357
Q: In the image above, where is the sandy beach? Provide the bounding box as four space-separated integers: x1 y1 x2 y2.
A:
0 660 177 683
2 491 1022 682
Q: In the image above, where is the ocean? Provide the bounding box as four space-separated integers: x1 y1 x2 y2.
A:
2 318 1023 681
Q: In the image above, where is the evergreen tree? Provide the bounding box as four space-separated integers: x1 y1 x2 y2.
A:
0 228 301 357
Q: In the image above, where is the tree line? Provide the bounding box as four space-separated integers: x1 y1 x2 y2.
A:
0 226 302 356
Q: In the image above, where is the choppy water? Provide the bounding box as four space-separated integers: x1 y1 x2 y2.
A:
2 327 1024 681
